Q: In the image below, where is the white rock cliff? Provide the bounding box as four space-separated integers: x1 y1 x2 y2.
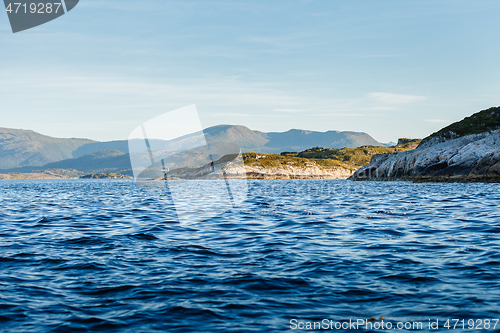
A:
350 130 500 181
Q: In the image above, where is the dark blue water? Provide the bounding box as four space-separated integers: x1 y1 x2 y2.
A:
1 180 500 332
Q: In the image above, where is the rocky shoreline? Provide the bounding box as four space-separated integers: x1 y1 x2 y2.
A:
350 127 500 182
163 160 354 180
241 165 353 179
5 106 500 182
79 173 132 179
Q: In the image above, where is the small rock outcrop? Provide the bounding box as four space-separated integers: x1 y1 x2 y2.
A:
242 165 353 179
80 173 132 179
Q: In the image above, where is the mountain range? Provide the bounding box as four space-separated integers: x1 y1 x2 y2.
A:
0 128 95 169
72 125 381 157
0 125 382 175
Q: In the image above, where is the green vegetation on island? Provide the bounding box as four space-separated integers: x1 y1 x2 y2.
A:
350 106 500 183
162 139 423 180
274 138 421 169
243 152 355 171
422 106 500 143
79 173 132 179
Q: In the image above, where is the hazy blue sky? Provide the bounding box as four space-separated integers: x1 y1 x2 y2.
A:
1 0 500 142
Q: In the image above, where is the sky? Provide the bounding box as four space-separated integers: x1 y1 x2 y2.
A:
1 0 500 143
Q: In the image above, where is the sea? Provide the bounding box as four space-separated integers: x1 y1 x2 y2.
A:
1 179 500 332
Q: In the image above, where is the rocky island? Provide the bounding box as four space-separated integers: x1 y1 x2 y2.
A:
350 107 500 182
161 142 420 180
79 173 132 179
240 142 419 179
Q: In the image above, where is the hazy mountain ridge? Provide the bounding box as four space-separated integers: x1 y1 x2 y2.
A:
4 150 133 176
0 125 381 170
0 128 95 169
262 129 380 150
74 125 381 157
203 125 269 148
73 141 130 158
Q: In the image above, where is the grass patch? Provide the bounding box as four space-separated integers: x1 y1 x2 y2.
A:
243 153 354 170
243 139 421 170
422 106 500 143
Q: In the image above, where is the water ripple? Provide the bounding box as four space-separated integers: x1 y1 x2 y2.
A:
0 179 499 331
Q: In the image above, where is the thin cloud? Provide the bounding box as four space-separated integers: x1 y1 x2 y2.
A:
368 92 427 105
424 119 449 123
273 108 309 113
309 113 385 117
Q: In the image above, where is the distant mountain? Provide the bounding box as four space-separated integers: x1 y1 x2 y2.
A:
72 140 130 158
0 128 94 169
5 150 133 176
0 125 382 171
203 125 269 148
71 125 382 157
261 129 380 151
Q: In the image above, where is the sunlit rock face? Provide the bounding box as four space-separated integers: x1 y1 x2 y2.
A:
350 130 500 181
